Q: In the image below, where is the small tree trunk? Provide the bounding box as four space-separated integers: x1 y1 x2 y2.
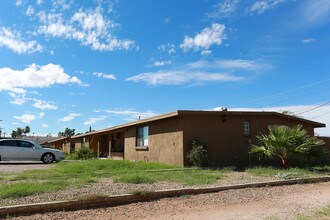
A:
281 158 289 168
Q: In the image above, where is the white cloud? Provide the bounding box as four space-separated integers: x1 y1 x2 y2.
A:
158 43 176 54
37 0 44 5
16 0 23 6
220 105 330 136
127 58 268 86
97 109 157 121
83 115 107 125
297 0 330 29
180 23 226 55
0 27 43 54
38 112 45 119
37 6 136 51
188 59 269 70
41 123 49 128
302 38 316 44
33 100 58 110
249 0 287 14
8 89 27 105
215 59 267 70
207 0 239 18
0 63 83 92
201 50 212 56
14 113 36 124
127 71 242 86
26 5 34 16
52 0 72 10
93 72 117 80
163 16 172 24
10 97 26 105
59 113 81 122
153 61 171 67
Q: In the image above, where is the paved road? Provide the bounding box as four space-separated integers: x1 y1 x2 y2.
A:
0 161 52 173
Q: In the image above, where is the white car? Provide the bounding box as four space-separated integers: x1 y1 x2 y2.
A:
0 139 66 164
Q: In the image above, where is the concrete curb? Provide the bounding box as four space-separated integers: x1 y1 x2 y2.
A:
1 176 329 217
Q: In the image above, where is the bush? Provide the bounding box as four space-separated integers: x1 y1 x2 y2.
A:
75 146 94 160
276 171 299 179
186 139 209 167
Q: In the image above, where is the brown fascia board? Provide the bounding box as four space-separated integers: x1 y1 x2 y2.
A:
71 111 180 139
177 110 326 128
47 137 69 143
71 110 325 139
271 112 325 128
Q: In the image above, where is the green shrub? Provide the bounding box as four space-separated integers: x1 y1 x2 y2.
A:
75 146 94 160
65 154 76 160
276 171 299 179
186 139 209 167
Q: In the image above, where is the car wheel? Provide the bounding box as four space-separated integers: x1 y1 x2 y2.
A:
42 153 55 164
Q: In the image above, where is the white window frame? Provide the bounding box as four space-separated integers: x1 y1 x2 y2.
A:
136 125 149 147
243 121 250 135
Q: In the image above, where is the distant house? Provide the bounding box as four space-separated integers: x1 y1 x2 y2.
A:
49 110 326 167
45 137 71 151
22 135 58 144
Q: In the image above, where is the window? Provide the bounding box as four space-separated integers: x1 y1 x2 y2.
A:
137 125 149 147
0 140 17 147
19 141 34 148
243 121 250 135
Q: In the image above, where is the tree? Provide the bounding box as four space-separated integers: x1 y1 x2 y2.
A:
10 127 31 138
59 127 75 137
11 130 17 138
16 128 23 138
23 126 30 136
250 125 325 168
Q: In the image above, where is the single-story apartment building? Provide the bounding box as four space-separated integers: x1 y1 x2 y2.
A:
48 110 327 167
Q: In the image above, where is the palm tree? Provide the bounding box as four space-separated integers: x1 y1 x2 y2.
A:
250 125 325 168
11 130 17 138
16 128 23 138
24 126 30 136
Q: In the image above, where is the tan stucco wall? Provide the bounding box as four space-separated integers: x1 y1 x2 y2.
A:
182 114 318 167
67 112 321 167
124 116 184 166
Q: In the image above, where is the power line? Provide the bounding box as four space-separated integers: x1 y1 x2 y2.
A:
295 101 330 115
262 87 330 107
311 111 330 119
230 78 330 107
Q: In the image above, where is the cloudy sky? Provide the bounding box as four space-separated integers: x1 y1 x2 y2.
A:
0 0 329 137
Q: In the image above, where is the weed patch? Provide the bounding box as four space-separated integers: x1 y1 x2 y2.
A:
129 190 154 195
0 181 69 199
245 167 319 179
114 174 155 184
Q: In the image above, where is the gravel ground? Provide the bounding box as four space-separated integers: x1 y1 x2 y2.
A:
9 182 330 220
0 162 51 173
0 172 277 207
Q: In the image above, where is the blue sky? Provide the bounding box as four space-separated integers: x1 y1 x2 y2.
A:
0 0 329 137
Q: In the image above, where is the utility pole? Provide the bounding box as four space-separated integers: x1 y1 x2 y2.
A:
0 119 2 138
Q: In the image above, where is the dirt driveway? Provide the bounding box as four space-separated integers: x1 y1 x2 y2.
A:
0 161 52 173
12 182 330 220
